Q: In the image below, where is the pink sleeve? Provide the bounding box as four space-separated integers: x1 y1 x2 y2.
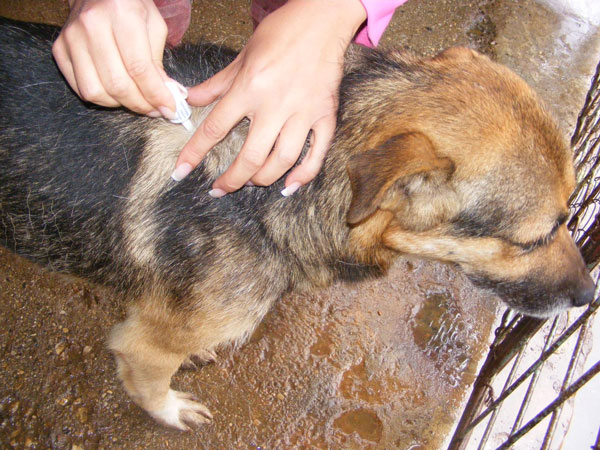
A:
154 0 191 47
355 0 409 47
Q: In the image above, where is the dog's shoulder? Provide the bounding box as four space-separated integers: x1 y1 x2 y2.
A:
164 41 238 87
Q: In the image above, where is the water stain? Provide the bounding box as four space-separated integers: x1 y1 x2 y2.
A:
310 329 334 357
411 292 471 387
340 360 380 402
466 8 498 57
334 408 383 443
484 0 600 133
339 360 408 405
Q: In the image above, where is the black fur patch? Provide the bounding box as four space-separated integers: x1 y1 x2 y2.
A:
0 17 380 306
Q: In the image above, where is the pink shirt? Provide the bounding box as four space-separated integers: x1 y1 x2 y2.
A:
156 0 408 48
154 0 191 47
250 0 407 47
355 0 409 47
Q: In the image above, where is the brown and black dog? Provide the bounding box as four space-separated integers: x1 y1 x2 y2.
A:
0 18 595 429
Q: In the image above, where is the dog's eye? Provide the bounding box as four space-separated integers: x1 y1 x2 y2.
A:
511 213 568 253
512 234 554 253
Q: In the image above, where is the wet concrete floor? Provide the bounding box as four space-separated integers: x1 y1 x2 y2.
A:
0 0 598 449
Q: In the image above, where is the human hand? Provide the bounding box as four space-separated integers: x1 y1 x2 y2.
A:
52 0 176 117
172 0 367 196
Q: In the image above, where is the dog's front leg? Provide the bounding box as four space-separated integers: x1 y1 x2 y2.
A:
108 301 213 431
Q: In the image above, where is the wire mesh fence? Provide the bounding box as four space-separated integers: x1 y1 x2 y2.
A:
448 58 600 450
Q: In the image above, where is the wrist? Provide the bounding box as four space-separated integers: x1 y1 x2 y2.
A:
285 0 367 42
326 0 367 37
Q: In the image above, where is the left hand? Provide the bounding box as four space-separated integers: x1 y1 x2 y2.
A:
172 0 367 196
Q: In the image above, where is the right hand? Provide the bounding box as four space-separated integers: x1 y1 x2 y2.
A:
52 0 176 117
174 0 367 194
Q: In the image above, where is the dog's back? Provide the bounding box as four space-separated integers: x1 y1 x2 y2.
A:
0 17 361 302
0 19 146 282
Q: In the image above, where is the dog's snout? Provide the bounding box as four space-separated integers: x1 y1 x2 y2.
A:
572 273 596 307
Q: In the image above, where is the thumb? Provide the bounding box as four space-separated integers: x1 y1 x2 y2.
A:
187 59 239 106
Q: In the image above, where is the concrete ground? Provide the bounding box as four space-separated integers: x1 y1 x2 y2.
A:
0 0 598 449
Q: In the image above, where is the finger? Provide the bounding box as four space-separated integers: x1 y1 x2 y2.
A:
186 59 240 106
52 38 81 97
147 3 169 62
114 9 175 112
87 25 155 113
147 8 176 90
212 114 283 194
172 93 247 180
68 36 121 107
250 116 310 186
284 115 336 191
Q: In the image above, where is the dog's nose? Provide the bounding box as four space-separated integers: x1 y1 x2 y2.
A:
572 274 596 307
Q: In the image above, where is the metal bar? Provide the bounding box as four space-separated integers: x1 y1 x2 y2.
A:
540 319 589 449
495 360 600 450
477 347 526 450
511 317 559 435
571 59 600 150
447 316 545 450
569 182 600 229
593 424 600 450
461 298 599 437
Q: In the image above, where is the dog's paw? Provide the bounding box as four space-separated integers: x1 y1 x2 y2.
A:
149 389 213 431
180 349 218 370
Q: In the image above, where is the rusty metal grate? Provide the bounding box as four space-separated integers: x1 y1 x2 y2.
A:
448 59 600 450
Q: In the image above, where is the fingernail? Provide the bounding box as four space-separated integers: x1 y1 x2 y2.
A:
175 81 188 97
158 106 176 120
147 110 162 118
208 188 227 198
171 162 193 181
245 181 254 186
281 182 301 197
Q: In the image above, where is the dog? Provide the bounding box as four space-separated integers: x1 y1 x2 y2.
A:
0 17 595 430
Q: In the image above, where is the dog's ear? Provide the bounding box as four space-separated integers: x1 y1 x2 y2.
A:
433 47 481 61
347 132 454 224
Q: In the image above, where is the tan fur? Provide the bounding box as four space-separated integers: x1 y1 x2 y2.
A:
103 46 595 430
123 105 249 269
2 33 591 430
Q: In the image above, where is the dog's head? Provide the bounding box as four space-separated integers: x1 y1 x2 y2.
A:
345 47 595 317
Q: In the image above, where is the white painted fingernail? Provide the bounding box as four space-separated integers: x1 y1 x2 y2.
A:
171 162 193 181
281 182 301 197
147 110 162 118
208 188 227 198
158 106 176 120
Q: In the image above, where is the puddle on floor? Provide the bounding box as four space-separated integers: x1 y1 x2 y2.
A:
411 292 471 388
0 247 499 449
333 408 383 443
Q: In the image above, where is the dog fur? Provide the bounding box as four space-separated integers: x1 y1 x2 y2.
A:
0 18 595 429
